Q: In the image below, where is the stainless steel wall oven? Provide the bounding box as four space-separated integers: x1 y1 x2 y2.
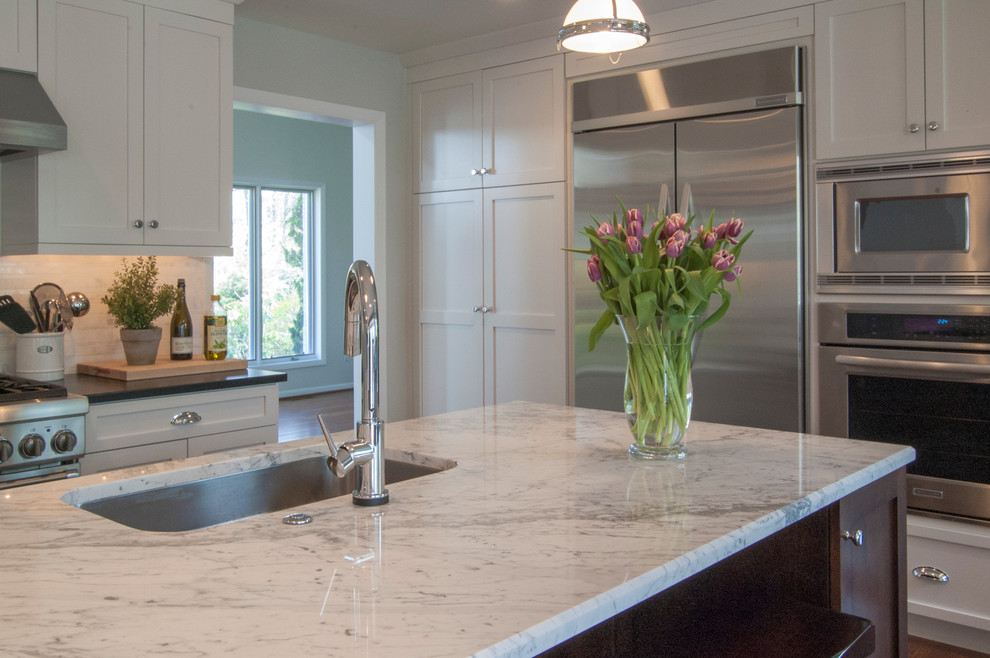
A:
817 301 990 525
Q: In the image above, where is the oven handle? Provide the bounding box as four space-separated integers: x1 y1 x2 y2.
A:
835 354 990 375
0 468 79 491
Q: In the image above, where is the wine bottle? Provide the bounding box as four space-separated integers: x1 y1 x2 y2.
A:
170 278 193 360
204 294 227 360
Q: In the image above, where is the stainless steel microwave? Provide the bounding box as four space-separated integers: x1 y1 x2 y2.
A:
816 158 990 287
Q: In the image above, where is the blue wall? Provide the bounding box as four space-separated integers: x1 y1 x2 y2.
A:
233 109 353 396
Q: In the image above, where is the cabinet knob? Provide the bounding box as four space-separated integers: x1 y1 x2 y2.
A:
912 566 949 583
481 306 493 313
472 305 480 312
170 411 202 425
907 123 920 133
470 167 489 176
841 529 864 546
927 121 940 132
148 219 159 229
133 219 144 228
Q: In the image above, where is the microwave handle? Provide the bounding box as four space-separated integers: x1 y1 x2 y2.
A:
835 354 990 375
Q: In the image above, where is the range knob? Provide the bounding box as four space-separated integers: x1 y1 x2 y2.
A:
51 430 78 454
0 439 12 463
19 433 46 459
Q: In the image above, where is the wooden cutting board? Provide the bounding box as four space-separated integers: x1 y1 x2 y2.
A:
77 356 249 381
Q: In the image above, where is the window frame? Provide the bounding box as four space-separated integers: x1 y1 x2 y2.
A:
226 179 324 369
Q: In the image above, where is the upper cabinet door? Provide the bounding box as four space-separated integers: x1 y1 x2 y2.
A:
412 71 484 193
814 0 926 160
924 0 990 151
481 56 565 189
143 7 232 249
412 56 565 193
36 0 145 247
0 0 37 71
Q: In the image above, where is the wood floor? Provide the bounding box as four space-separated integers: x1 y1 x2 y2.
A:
277 391 988 658
277 389 353 442
910 637 990 658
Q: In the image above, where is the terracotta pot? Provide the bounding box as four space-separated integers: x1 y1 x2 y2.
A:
119 327 162 366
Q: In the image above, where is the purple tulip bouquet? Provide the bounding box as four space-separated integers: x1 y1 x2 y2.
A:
571 201 751 459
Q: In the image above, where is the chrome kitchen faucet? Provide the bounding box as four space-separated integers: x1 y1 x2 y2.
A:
319 260 388 506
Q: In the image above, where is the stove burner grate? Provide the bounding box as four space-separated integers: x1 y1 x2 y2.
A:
0 376 67 403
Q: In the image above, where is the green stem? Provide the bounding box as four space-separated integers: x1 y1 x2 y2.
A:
623 316 697 450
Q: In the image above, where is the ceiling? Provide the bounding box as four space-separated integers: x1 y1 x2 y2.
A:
234 0 712 56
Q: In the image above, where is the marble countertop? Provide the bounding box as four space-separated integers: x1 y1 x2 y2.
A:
1 402 914 657
63 368 287 403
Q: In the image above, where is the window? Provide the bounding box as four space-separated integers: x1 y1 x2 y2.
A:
214 184 318 364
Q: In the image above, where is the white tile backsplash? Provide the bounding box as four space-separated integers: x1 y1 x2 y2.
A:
0 255 210 376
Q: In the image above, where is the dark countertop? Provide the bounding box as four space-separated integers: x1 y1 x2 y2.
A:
63 368 287 404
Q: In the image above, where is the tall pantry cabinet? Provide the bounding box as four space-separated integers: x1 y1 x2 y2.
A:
411 56 568 416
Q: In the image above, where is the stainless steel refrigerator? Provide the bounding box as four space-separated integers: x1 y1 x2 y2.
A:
571 47 804 432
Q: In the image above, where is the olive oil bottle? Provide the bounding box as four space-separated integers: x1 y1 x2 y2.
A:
170 279 193 360
204 294 227 360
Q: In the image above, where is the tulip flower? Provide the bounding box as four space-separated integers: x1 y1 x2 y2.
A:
723 265 743 282
665 233 685 258
663 213 686 238
626 208 643 225
701 230 717 249
711 249 735 271
587 255 603 282
597 222 614 238
725 217 744 238
627 219 644 239
626 235 643 254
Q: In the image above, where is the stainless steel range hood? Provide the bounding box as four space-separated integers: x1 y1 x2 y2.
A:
0 69 67 158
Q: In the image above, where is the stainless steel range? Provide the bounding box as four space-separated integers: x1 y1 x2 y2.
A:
0 375 87 489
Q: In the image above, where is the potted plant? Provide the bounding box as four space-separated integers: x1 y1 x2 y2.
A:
101 256 177 365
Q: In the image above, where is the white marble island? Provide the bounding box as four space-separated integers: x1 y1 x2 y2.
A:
1 402 914 657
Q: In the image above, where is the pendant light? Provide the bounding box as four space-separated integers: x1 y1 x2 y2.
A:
557 0 651 54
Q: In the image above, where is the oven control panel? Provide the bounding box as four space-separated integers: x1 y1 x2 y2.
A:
0 413 85 470
819 301 990 351
847 311 990 344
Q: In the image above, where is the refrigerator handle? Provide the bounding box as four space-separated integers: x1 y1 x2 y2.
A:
679 183 695 217
658 183 670 217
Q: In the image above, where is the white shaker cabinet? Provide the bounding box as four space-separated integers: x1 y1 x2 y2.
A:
81 384 278 476
815 0 990 160
411 56 565 193
415 183 568 416
0 0 36 71
1 0 232 256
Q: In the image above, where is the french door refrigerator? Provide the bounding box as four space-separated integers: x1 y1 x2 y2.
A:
571 47 804 432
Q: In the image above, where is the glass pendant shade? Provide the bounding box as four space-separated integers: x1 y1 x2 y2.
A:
558 0 651 54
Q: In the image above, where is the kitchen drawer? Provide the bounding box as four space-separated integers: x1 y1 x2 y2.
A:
187 426 273 457
907 515 990 633
86 385 278 452
81 440 187 476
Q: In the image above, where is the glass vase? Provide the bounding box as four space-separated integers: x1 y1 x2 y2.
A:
618 313 702 460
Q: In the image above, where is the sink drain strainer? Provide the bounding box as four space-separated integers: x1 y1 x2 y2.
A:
282 512 312 525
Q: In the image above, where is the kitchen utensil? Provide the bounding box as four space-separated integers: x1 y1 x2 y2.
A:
0 296 38 334
67 292 90 317
31 283 72 332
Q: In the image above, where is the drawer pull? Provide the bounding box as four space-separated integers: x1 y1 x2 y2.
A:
170 411 202 425
841 529 864 546
913 566 949 584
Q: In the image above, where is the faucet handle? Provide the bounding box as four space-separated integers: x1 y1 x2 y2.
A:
318 413 344 459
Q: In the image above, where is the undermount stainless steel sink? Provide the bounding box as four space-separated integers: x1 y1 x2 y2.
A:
76 457 443 532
